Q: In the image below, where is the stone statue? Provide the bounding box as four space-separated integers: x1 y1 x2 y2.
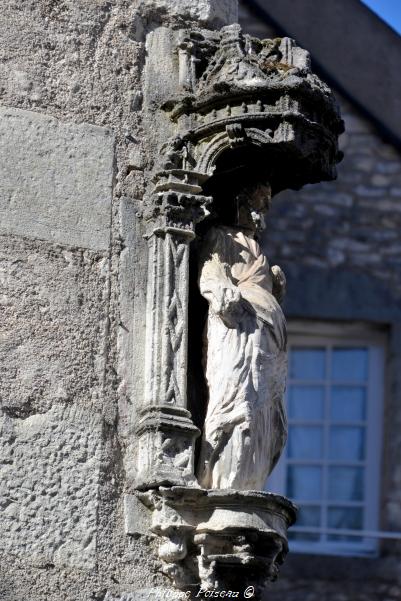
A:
197 183 288 490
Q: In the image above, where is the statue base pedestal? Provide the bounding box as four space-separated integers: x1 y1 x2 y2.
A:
126 486 296 595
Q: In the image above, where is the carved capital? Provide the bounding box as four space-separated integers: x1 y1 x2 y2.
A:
145 190 212 239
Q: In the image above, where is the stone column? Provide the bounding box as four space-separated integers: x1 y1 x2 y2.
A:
135 185 211 489
131 1 239 491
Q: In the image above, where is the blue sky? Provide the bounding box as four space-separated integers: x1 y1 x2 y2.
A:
361 0 401 35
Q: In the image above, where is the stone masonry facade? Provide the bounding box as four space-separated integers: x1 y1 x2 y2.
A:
1 1 401 600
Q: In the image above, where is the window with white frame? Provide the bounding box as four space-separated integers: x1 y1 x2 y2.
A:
267 321 385 556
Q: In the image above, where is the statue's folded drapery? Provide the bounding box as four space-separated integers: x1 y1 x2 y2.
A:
197 225 287 490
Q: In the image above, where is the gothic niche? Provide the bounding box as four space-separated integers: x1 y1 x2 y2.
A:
127 23 343 595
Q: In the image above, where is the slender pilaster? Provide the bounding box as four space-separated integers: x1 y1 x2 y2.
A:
135 182 211 489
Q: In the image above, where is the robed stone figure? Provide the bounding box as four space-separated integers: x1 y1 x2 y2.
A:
197 183 288 490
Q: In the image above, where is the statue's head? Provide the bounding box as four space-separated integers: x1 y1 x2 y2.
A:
234 182 272 232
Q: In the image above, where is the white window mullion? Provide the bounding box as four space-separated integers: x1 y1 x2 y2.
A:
363 345 384 552
321 345 332 544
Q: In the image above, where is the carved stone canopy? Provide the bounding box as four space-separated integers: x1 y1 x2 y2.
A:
141 23 344 240
156 23 344 197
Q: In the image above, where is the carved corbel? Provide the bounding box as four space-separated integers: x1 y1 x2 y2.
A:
134 487 296 594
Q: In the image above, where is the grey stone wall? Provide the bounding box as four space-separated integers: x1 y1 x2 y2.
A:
263 97 401 297
0 107 114 250
0 1 239 600
0 1 158 599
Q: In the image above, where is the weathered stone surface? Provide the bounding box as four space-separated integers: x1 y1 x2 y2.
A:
0 404 102 569
0 107 114 250
241 0 401 147
239 5 401 601
138 487 295 592
0 0 399 599
0 1 250 600
139 0 237 28
124 494 151 536
198 223 287 490
0 236 110 417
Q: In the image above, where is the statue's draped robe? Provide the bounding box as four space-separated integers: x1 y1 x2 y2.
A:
197 226 287 490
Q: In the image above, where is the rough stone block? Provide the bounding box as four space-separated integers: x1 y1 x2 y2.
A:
140 0 237 27
124 494 151 535
0 107 114 250
0 236 109 416
0 405 102 570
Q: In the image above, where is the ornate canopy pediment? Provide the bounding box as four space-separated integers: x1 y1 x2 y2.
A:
151 24 344 198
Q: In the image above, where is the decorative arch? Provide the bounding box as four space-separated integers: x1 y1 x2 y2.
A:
194 126 274 176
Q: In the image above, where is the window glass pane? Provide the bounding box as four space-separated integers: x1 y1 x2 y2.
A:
288 426 323 460
289 386 325 420
331 386 366 421
332 348 368 383
328 467 364 501
329 427 365 461
287 466 322 501
298 505 321 527
290 506 321 542
290 347 326 381
328 506 364 542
